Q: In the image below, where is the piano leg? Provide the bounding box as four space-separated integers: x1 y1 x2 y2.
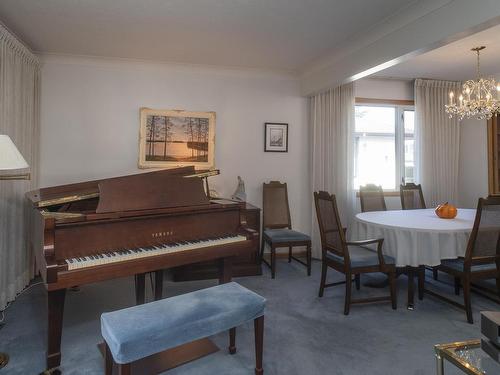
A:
154 270 163 301
135 274 145 305
218 257 233 284
47 288 66 371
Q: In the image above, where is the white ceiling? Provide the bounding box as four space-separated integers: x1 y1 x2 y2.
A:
377 24 500 81
0 0 418 72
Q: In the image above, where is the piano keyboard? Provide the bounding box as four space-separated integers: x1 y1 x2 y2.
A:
65 234 247 270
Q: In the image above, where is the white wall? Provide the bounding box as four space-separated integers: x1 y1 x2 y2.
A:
354 78 414 101
458 118 489 208
40 55 310 233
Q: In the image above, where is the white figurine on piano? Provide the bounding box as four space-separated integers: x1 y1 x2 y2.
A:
231 176 246 202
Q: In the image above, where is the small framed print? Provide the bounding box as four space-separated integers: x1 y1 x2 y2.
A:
264 123 288 152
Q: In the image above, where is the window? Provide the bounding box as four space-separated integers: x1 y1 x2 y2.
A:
353 103 415 191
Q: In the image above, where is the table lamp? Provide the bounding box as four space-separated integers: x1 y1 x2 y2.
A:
0 135 30 369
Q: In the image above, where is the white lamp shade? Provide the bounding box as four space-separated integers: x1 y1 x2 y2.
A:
0 135 29 176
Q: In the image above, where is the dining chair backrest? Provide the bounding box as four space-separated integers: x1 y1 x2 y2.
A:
465 196 500 265
314 191 348 260
262 181 291 230
359 184 387 212
400 183 426 210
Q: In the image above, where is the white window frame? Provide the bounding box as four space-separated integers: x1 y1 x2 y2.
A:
354 102 415 192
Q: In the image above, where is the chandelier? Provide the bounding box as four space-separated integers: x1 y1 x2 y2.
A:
445 46 500 120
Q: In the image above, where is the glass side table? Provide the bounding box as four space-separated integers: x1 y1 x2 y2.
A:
435 339 500 374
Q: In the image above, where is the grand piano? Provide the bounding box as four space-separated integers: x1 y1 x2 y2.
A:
26 166 259 373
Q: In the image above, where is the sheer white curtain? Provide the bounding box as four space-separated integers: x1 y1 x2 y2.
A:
310 83 355 258
0 23 40 310
414 79 461 207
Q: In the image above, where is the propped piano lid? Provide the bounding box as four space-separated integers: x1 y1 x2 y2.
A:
26 167 219 209
96 173 209 213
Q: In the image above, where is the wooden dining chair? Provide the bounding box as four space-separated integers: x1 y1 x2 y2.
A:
260 181 311 279
314 191 397 315
431 196 500 324
359 184 387 212
400 183 426 210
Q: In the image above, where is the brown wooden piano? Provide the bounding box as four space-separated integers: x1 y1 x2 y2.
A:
26 166 260 373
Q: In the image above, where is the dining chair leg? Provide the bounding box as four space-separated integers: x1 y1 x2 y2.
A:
288 246 292 263
407 267 415 309
259 239 265 265
319 261 327 297
454 277 461 296
254 316 264 375
496 275 500 298
463 276 473 324
355 274 360 290
229 327 236 354
418 265 425 300
271 246 276 279
344 272 352 315
389 271 397 309
306 243 312 276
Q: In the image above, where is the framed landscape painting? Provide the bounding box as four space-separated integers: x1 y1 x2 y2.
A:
264 122 288 152
139 108 215 169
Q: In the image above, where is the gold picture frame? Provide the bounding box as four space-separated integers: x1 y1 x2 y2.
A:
139 108 215 170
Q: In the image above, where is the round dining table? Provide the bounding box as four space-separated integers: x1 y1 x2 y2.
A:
351 208 476 308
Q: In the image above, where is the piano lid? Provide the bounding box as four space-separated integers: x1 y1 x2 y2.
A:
26 167 220 209
96 172 209 213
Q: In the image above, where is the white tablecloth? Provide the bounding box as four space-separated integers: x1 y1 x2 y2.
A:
351 209 476 267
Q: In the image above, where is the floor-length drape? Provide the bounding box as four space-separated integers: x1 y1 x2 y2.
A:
310 83 355 258
0 23 40 310
414 79 461 207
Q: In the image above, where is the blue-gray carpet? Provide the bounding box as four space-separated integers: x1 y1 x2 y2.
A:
1 260 499 375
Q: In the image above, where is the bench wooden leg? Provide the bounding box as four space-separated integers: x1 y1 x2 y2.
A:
118 363 131 375
229 327 236 354
254 316 264 375
104 342 113 375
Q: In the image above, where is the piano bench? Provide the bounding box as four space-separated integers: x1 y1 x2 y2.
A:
101 282 266 375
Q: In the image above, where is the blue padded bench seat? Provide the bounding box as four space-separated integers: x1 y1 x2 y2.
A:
101 282 266 374
263 228 310 243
